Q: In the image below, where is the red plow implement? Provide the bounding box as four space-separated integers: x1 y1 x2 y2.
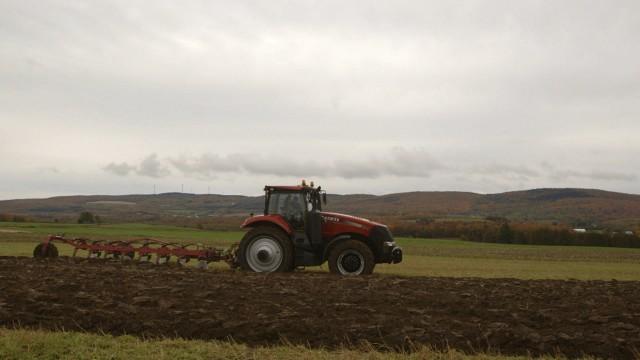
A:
33 235 239 269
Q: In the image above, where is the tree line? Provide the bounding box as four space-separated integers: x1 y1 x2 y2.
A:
386 219 640 248
0 213 30 222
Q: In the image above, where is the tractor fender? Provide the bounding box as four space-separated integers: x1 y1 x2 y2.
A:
241 215 293 235
323 234 369 261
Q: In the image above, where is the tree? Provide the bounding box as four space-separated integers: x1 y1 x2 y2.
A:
78 211 96 224
499 222 514 244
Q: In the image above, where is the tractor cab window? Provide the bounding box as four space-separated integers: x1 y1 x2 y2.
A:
268 192 306 227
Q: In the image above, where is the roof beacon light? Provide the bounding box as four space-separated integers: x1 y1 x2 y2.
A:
301 179 307 186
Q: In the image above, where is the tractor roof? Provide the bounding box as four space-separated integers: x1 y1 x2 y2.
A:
265 185 306 192
265 181 323 192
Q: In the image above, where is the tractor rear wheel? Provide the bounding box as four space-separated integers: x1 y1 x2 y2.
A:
238 226 294 272
33 243 59 258
328 240 375 275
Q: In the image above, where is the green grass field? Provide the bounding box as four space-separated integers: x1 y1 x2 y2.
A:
2 221 640 280
0 221 637 359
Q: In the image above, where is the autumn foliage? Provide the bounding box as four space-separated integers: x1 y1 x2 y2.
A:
0 213 30 222
385 219 640 248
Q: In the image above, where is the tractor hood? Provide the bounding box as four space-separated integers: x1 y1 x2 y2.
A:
319 211 385 230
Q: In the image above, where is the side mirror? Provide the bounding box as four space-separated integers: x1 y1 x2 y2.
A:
322 192 327 205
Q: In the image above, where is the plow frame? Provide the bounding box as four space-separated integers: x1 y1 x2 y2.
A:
36 235 239 267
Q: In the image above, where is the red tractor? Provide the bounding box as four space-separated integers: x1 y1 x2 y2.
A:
33 183 402 275
237 182 403 275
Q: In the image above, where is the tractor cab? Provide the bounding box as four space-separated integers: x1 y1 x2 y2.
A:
263 182 326 260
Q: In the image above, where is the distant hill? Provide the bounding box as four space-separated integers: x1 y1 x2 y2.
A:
1 188 639 228
472 188 640 226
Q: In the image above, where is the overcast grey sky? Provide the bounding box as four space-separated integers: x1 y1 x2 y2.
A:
1 1 639 199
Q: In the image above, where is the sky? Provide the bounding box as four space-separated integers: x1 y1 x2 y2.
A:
1 1 639 199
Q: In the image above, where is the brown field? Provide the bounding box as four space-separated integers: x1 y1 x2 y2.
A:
1 257 639 359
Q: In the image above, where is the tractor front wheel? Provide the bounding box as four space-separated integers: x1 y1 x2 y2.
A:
33 243 59 258
238 226 294 272
328 240 375 275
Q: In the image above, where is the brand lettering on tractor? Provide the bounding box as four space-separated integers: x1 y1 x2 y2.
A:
322 215 340 223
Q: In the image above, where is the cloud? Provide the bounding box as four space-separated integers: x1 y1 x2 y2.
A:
103 162 136 176
137 154 171 178
333 147 444 178
470 164 540 180
587 171 638 182
461 162 638 190
107 150 638 187
110 148 444 180
104 154 170 178
168 154 241 178
36 167 60 174
551 169 637 182
539 162 637 182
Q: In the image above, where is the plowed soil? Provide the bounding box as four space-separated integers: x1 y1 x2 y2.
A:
1 257 639 359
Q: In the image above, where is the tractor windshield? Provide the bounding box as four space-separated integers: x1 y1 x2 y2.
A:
268 192 306 226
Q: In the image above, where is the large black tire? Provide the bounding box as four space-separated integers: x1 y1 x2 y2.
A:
33 243 59 258
238 226 294 272
328 240 375 275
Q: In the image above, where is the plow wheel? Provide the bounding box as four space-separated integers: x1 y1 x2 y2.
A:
157 255 171 265
119 252 136 261
33 243 59 258
90 240 105 258
139 254 152 262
